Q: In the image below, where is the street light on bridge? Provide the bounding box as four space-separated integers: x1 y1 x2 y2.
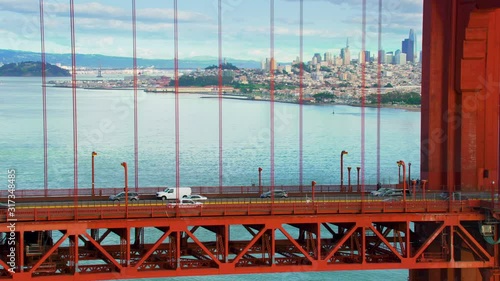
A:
408 162 412 189
347 167 352 192
91 151 97 197
312 181 316 202
356 167 361 192
121 162 128 217
340 150 348 192
258 167 263 195
397 160 406 202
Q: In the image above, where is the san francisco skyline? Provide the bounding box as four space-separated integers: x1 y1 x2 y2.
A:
0 0 423 62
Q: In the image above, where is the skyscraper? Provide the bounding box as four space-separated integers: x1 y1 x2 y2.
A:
341 38 351 65
402 29 415 63
378 49 386 64
410 29 418 62
313 53 322 64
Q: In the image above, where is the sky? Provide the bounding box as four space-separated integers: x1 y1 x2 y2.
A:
0 0 423 62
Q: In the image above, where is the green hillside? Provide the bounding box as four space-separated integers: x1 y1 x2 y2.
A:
0 61 70 77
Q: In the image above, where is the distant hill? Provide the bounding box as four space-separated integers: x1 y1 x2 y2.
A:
0 61 70 77
0 49 261 69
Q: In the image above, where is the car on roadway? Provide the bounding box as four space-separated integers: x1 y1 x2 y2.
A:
382 197 402 202
109 192 139 202
187 194 208 201
167 199 203 208
371 187 392 196
383 189 410 197
260 190 288 198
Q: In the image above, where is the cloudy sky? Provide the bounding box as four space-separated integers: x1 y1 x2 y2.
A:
0 0 423 62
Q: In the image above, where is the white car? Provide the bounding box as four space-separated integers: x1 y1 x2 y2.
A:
187 194 208 201
167 199 203 208
371 187 392 196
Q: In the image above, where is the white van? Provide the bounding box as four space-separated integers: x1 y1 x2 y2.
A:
156 187 192 200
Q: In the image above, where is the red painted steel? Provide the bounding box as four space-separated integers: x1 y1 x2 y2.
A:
421 0 500 192
39 0 48 197
132 0 139 192
419 1 500 280
376 0 382 184
69 0 79 221
0 208 494 280
299 0 304 191
217 0 224 192
269 0 275 193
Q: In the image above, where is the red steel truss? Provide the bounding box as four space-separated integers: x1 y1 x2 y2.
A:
1 200 500 280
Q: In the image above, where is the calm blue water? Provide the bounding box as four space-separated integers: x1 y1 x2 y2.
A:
0 77 420 189
0 76 417 280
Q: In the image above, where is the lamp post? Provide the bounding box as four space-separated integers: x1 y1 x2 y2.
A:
492 181 496 208
121 162 128 217
397 160 406 202
347 167 352 192
421 180 427 200
398 165 401 185
258 167 263 195
312 181 316 202
340 150 348 192
356 167 361 192
408 162 412 189
411 180 416 199
91 151 97 197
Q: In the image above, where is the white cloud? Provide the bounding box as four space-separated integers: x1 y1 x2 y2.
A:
0 0 211 23
0 0 424 61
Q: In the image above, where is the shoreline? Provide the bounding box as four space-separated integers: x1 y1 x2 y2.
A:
43 84 421 112
201 95 421 111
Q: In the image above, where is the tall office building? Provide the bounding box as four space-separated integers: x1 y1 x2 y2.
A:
394 50 401 64
411 29 418 62
402 29 415 63
378 50 386 64
324 52 332 64
364 51 371 63
394 50 406 65
358 51 365 64
313 53 322 64
385 52 394 65
341 38 351 65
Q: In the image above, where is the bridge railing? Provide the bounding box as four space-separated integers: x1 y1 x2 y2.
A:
2 184 387 198
0 199 481 222
3 185 497 200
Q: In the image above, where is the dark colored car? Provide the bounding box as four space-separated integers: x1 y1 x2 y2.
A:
109 192 139 201
260 190 288 198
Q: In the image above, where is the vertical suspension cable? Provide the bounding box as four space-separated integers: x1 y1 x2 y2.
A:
39 0 48 196
218 0 223 193
299 0 304 192
377 0 382 184
132 0 139 191
174 0 180 195
69 0 78 217
361 0 367 192
270 0 275 195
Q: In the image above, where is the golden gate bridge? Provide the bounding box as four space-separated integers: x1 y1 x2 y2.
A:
1 0 500 280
